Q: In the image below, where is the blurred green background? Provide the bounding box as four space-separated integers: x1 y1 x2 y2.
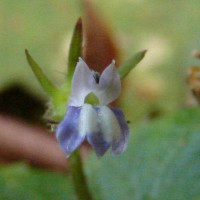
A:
0 0 200 199
1 0 200 117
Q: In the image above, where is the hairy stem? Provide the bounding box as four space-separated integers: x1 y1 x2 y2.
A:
68 150 93 200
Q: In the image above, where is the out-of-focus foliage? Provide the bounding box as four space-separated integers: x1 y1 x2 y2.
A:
2 0 199 119
86 107 200 200
0 164 75 200
1 0 200 120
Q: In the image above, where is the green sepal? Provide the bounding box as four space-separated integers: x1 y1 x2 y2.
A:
47 88 69 121
67 18 83 83
25 49 58 97
118 50 147 80
84 92 99 106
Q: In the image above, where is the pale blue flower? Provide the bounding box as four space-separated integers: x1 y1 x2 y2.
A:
56 58 129 157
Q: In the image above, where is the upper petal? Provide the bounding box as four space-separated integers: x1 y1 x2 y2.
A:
111 108 129 154
69 58 95 106
56 106 85 157
94 61 121 105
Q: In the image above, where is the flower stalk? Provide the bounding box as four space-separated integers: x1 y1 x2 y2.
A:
68 150 93 200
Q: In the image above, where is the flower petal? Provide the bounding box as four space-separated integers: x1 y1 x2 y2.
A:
70 58 95 106
79 104 100 135
91 106 121 157
56 106 85 157
87 131 111 157
94 61 121 105
80 104 109 157
111 108 129 154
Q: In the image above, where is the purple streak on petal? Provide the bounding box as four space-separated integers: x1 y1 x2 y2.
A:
86 106 111 157
94 61 121 105
56 106 85 156
87 132 111 157
111 108 129 154
70 58 95 106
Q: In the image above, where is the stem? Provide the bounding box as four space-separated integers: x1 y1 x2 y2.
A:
68 150 93 200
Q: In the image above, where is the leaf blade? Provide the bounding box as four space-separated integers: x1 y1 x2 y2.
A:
67 18 83 82
118 49 147 80
25 49 57 97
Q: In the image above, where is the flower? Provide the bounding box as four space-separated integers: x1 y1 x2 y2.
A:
56 58 129 157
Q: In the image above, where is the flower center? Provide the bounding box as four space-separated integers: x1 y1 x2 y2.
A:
93 71 100 84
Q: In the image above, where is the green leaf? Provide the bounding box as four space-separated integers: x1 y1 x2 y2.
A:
67 18 82 82
86 108 200 200
25 49 58 97
118 50 147 79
